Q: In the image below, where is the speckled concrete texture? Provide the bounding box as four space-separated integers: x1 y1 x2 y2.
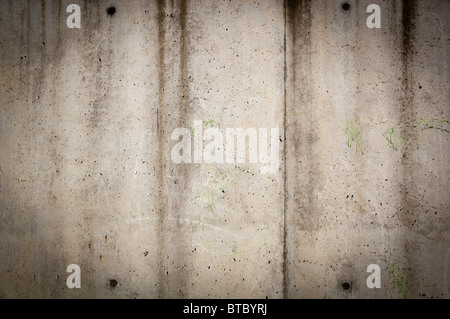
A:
0 0 449 298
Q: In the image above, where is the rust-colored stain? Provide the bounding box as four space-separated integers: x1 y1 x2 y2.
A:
105 235 108 245
99 255 102 261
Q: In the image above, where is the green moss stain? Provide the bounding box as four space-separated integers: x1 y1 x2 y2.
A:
418 118 450 133
383 125 419 159
187 119 218 136
193 165 233 230
344 117 364 155
202 119 218 127
341 116 449 160
383 254 411 299
383 118 449 160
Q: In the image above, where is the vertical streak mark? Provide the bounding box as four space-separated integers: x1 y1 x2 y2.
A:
398 0 417 288
156 0 166 298
282 0 288 300
285 0 313 298
179 0 189 124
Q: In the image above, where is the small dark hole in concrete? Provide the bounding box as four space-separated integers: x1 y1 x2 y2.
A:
342 282 351 290
342 3 351 11
109 279 118 288
107 7 116 16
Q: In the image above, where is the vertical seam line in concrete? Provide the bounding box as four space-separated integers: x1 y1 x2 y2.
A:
282 0 288 300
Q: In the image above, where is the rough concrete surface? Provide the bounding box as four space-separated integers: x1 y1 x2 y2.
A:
0 0 449 298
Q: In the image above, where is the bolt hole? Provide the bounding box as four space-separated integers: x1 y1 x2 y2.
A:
107 7 116 16
342 282 351 290
342 3 351 11
109 279 118 288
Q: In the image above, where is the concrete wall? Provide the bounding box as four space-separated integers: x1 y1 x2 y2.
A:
0 0 448 298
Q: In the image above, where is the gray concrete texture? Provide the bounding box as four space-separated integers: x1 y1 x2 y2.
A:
0 0 449 298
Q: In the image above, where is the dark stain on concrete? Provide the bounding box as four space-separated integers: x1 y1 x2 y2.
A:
286 0 318 231
41 0 46 44
174 0 191 295
156 0 167 299
156 0 191 298
399 0 418 229
398 1 419 294
399 0 417 125
168 0 191 298
401 0 417 69
179 0 190 127
282 0 289 300
285 0 316 298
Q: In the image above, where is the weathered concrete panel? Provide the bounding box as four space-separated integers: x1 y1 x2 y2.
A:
0 0 448 298
285 0 449 298
0 0 285 298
